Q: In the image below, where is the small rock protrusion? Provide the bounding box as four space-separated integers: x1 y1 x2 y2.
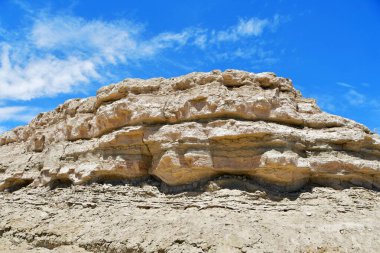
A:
29 134 45 152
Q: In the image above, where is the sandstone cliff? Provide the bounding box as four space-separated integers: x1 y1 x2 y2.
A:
1 69 380 192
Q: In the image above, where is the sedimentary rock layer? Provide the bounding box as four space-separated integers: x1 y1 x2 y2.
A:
1 185 379 252
1 70 379 192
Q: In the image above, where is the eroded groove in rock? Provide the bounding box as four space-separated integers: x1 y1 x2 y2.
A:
0 69 379 192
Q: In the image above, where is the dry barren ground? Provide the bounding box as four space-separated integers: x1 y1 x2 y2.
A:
0 179 379 253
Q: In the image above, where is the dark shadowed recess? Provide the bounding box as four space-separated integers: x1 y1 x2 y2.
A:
1 178 34 193
0 174 370 201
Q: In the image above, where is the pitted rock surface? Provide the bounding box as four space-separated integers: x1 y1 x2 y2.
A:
1 69 380 192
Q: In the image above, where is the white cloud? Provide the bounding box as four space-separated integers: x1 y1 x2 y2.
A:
213 16 282 43
337 82 354 88
0 16 152 101
31 16 144 64
335 81 380 109
193 33 207 49
0 45 98 100
0 106 38 122
215 18 269 42
344 89 366 106
237 18 270 36
314 82 380 119
0 126 7 134
0 14 280 101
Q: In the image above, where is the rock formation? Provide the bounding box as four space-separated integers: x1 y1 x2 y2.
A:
1 69 380 192
1 184 379 252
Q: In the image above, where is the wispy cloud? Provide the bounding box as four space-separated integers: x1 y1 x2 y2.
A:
0 44 98 100
314 81 380 128
214 18 269 42
30 16 149 63
344 89 366 106
336 82 354 88
0 106 39 122
334 81 378 109
0 125 7 134
337 82 380 110
0 14 281 101
213 16 280 43
0 102 40 134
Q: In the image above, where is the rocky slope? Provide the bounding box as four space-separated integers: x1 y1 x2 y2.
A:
0 184 379 252
1 69 380 193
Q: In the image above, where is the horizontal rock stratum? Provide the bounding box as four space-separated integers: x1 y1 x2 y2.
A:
1 69 380 192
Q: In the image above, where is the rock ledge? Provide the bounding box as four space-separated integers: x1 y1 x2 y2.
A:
1 69 379 192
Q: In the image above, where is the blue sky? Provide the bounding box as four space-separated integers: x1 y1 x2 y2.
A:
0 0 379 133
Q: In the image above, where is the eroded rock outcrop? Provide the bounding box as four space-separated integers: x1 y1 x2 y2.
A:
1 70 380 192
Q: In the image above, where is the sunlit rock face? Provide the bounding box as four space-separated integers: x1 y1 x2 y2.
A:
1 69 380 192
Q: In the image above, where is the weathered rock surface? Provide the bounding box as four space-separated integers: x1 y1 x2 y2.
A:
0 183 379 252
1 69 380 192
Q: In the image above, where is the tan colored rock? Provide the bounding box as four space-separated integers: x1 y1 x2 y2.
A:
1 185 380 253
0 69 379 192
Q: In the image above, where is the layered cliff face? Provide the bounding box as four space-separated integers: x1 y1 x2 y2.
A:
1 69 380 192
